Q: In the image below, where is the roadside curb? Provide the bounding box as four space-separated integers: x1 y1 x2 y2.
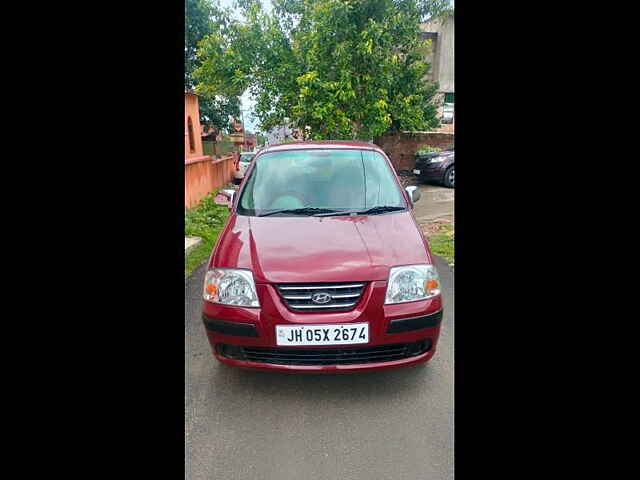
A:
185 236 202 256
185 259 209 283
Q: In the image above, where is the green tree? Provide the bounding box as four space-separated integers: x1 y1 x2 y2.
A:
195 0 445 140
198 95 241 133
185 0 240 132
185 0 212 89
420 0 454 21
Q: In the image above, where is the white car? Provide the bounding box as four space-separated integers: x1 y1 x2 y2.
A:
442 103 454 124
233 152 257 183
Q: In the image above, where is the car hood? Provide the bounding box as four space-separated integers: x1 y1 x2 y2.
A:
416 152 453 165
212 212 432 283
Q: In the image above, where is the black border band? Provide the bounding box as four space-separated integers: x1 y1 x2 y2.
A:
386 310 443 333
202 315 259 337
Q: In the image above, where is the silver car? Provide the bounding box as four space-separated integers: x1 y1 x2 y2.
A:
233 152 257 183
442 103 454 124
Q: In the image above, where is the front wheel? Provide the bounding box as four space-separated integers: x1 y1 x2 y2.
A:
443 165 455 188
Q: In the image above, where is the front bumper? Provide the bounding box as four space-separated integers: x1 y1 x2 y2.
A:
415 162 447 182
201 281 443 372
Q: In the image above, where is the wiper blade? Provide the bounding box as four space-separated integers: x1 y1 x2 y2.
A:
258 207 339 217
356 205 406 215
360 205 404 214
314 205 405 217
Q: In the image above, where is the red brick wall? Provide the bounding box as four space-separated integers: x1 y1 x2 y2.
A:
374 132 454 171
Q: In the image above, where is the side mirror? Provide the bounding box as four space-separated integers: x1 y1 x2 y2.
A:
405 186 421 206
214 189 236 210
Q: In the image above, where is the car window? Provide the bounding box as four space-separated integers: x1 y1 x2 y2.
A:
237 149 406 215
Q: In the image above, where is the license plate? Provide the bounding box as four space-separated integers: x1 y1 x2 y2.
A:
413 169 421 174
276 323 369 346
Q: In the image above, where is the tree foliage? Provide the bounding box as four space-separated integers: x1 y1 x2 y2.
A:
195 0 446 140
185 0 240 132
197 95 241 133
420 0 454 21
185 0 212 89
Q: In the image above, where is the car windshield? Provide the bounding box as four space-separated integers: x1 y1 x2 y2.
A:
237 149 407 216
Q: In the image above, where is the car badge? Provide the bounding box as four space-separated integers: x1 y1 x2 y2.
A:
311 292 332 304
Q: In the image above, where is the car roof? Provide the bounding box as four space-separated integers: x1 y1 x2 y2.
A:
259 140 385 155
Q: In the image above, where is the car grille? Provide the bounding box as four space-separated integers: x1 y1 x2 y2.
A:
231 341 431 366
275 282 366 312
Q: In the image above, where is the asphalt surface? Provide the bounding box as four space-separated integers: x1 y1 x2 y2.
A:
185 256 454 480
411 183 454 224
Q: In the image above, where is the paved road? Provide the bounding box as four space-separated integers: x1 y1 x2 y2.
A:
411 182 454 224
186 256 454 480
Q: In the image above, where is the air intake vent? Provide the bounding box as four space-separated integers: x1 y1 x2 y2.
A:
235 341 431 366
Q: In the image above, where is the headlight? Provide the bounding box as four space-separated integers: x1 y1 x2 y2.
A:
203 268 260 307
430 156 445 163
385 264 440 304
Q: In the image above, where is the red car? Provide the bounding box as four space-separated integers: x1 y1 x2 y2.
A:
202 141 443 372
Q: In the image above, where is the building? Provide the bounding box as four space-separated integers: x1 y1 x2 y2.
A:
421 14 454 130
201 124 217 140
185 91 205 160
243 134 257 151
265 123 295 145
184 91 237 208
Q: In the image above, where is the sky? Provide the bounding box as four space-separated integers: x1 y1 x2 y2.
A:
239 92 257 133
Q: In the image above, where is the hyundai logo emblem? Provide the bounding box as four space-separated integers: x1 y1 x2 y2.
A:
311 292 332 304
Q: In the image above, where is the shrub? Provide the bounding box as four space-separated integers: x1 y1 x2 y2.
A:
184 192 230 277
184 193 229 241
415 145 442 156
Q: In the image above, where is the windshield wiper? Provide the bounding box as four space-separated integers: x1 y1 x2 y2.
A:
357 205 406 215
258 207 339 217
314 205 405 217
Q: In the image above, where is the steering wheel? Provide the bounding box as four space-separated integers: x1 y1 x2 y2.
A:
268 190 309 210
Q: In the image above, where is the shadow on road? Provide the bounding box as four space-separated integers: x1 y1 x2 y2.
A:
209 357 436 403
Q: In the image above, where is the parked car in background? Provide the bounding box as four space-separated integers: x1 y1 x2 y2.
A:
413 147 454 188
233 151 257 184
205 141 443 372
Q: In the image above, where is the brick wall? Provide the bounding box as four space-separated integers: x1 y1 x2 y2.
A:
374 132 454 171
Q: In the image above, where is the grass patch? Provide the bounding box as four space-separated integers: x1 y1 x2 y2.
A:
427 223 454 266
185 193 230 278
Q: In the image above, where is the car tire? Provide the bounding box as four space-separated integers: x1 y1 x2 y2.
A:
443 165 454 188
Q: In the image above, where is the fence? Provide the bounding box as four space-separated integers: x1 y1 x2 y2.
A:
185 153 237 208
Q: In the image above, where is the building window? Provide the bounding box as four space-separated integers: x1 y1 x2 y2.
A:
444 92 455 104
188 116 196 153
